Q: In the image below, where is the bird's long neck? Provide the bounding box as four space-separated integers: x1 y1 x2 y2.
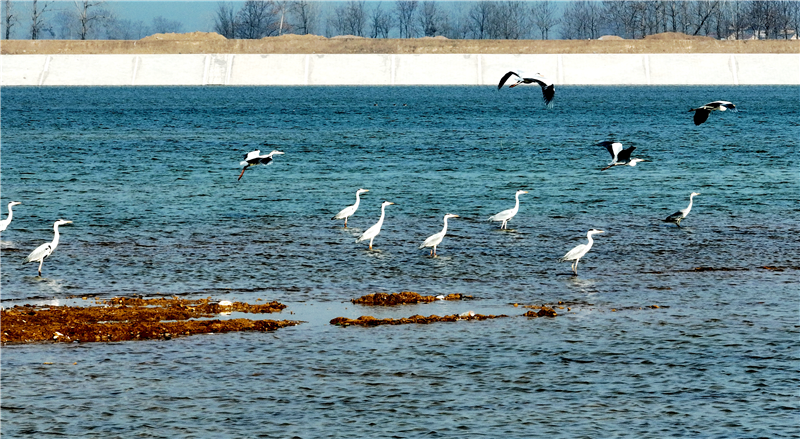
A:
685 195 695 214
353 192 362 209
51 224 61 250
5 204 13 222
441 217 449 235
377 205 387 226
586 232 595 248
513 193 521 211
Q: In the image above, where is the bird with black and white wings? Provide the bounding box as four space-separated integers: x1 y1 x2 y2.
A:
0 201 21 233
420 214 459 257
238 150 284 181
663 192 700 227
25 219 72 276
498 71 555 108
689 101 736 125
332 189 369 228
558 229 604 276
597 141 646 171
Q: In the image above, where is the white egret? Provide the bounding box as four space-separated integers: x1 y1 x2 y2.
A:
663 192 700 227
238 150 284 181
419 214 459 257
356 201 394 250
489 190 528 229
558 229 604 276
498 71 555 107
689 101 736 125
25 219 73 277
0 201 22 232
332 188 369 228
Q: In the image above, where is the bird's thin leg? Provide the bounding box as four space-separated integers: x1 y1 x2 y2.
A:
237 168 246 181
38 260 43 277
344 217 348 228
433 246 437 257
369 238 373 250
574 259 580 276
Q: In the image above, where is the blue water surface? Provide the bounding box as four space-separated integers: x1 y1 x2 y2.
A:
1 85 798 437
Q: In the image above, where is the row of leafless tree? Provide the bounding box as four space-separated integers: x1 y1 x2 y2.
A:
3 1 799 41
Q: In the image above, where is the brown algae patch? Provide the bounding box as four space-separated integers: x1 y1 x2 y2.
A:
1 297 299 344
351 291 468 306
330 312 510 327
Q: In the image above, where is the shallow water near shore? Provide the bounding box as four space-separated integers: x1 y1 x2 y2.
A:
1 85 798 437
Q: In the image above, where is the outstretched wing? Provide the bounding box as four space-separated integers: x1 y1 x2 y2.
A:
540 83 555 107
617 146 636 162
693 109 710 125
498 71 520 90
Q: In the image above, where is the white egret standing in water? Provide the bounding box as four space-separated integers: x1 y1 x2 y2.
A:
558 229 604 276
332 189 369 228
25 219 73 276
489 190 528 229
663 192 700 227
0 201 21 232
420 214 459 257
356 201 394 250
238 150 284 181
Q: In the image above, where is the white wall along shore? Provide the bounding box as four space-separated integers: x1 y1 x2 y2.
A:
2 53 797 86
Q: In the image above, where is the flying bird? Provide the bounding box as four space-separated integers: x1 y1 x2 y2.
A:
597 141 646 171
558 229 604 276
25 219 72 276
663 192 700 227
356 201 394 250
689 101 736 125
489 190 528 230
0 201 21 233
332 188 369 228
238 150 284 181
498 71 555 108
419 214 459 257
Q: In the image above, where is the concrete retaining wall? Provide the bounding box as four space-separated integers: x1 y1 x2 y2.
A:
2 53 797 86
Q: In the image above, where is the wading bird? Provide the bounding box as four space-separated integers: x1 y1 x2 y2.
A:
0 201 21 232
332 188 369 228
489 190 528 230
238 150 284 181
498 71 555 108
558 229 604 276
689 101 736 125
420 214 459 257
25 219 72 277
356 201 394 250
663 192 700 227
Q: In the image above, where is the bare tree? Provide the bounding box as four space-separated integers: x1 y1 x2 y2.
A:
213 2 238 38
488 1 529 39
152 15 183 34
687 0 719 36
560 0 604 39
418 1 441 37
531 0 558 39
236 0 278 39
275 0 291 35
291 0 319 35
30 0 53 40
466 1 494 39
439 6 468 39
395 0 418 38
331 1 366 36
104 16 148 40
4 0 18 39
369 2 392 38
73 1 107 40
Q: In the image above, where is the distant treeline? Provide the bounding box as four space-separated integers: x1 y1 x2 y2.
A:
3 1 799 41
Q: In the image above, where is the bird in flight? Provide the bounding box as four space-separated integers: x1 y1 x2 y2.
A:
498 71 555 108
598 141 646 171
238 150 284 181
689 101 736 125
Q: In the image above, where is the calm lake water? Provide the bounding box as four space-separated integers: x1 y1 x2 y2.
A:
1 85 798 437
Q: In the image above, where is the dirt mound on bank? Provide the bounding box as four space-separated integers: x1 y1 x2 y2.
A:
645 31 715 41
140 31 227 41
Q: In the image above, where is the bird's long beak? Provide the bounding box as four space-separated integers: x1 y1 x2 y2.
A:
522 191 529 194
275 151 285 155
388 202 395 205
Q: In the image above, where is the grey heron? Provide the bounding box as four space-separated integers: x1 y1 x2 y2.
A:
689 101 736 125
598 141 646 171
489 190 528 229
558 229 604 276
356 201 394 250
498 71 555 108
25 219 73 276
332 188 369 228
419 213 459 257
663 192 700 227
0 201 21 232
238 150 284 181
